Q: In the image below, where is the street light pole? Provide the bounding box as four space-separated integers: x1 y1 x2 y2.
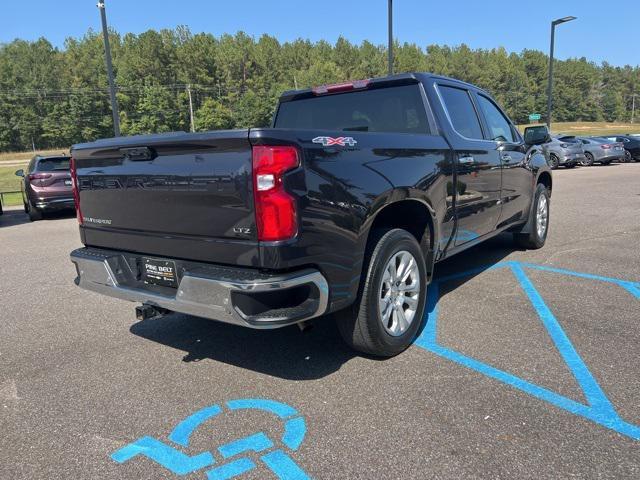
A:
388 0 393 76
97 0 121 137
546 16 577 128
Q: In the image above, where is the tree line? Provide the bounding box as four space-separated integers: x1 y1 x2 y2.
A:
0 26 638 152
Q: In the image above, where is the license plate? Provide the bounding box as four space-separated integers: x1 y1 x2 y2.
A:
142 257 178 288
64 179 72 186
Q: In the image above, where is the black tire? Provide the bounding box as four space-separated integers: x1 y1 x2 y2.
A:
601 160 611 166
565 163 576 169
582 152 594 167
27 202 42 221
336 228 428 357
514 183 550 249
623 150 632 163
548 154 560 169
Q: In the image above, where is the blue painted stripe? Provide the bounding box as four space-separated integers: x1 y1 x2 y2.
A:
283 417 306 451
510 264 616 415
111 436 215 475
520 262 640 290
424 343 640 440
261 450 310 480
206 458 255 480
169 405 222 447
218 432 273 459
414 281 440 346
226 399 298 419
412 261 640 441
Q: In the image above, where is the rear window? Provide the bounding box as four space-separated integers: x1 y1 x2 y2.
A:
36 157 70 172
274 85 430 134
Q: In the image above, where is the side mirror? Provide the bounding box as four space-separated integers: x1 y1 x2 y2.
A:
524 125 551 145
15 169 24 177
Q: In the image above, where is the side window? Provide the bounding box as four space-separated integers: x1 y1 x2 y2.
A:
438 85 484 139
477 95 515 143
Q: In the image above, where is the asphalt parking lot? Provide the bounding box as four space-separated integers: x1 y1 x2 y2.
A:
1 163 639 479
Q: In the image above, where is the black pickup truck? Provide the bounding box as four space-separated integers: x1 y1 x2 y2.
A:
70 73 552 357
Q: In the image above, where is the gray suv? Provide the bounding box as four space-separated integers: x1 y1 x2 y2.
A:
540 135 585 169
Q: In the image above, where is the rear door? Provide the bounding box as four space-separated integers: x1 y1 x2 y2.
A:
434 82 502 246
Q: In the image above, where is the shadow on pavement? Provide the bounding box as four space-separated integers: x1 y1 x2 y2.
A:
0 207 75 228
130 232 518 380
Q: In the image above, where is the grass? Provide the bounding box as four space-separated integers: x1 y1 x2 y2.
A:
1 191 22 207
518 122 640 137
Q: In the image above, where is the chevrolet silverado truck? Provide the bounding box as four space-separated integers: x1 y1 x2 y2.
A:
70 73 552 357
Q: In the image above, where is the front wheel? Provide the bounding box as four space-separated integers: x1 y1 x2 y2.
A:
336 228 427 357
548 154 560 169
514 183 550 249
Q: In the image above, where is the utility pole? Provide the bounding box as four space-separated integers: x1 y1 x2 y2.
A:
546 16 576 128
97 0 121 137
186 84 195 132
631 93 637 123
387 0 394 76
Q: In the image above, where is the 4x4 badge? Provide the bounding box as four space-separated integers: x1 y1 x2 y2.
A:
312 136 357 147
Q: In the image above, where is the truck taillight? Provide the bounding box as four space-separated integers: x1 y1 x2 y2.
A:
252 145 299 241
70 157 83 225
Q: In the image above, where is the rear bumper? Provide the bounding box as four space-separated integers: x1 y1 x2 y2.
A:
70 247 329 329
35 196 75 210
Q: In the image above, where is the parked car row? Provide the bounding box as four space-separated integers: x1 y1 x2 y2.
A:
539 133 640 169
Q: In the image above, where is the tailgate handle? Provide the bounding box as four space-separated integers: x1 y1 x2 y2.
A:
120 147 156 161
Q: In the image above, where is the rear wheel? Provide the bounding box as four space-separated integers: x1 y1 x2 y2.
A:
27 202 42 221
514 183 550 249
336 228 427 357
548 153 560 169
581 153 594 166
624 150 632 162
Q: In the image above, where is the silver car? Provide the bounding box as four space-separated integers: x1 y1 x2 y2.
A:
578 137 625 166
541 135 585 169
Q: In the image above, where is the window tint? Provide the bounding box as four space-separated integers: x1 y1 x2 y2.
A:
275 85 430 134
36 157 70 172
477 95 515 142
438 85 483 139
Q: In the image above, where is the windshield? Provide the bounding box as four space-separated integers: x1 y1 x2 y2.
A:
36 157 70 172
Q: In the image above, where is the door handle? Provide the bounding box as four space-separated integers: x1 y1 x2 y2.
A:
501 154 512 162
459 156 474 164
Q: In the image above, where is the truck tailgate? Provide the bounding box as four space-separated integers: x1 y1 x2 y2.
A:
72 130 259 266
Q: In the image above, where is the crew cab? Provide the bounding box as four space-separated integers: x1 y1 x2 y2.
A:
70 73 552 357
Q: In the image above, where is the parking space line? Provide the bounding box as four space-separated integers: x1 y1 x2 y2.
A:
414 261 640 440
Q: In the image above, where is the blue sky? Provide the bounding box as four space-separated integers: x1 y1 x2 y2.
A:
2 0 638 67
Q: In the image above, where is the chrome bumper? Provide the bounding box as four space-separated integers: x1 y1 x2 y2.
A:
70 248 329 329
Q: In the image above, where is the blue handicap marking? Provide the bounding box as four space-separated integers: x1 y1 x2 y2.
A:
414 260 640 440
111 398 310 479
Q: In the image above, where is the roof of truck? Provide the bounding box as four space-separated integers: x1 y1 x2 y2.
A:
279 72 489 103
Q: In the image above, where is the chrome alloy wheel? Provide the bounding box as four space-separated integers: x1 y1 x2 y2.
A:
536 194 549 239
378 250 421 336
